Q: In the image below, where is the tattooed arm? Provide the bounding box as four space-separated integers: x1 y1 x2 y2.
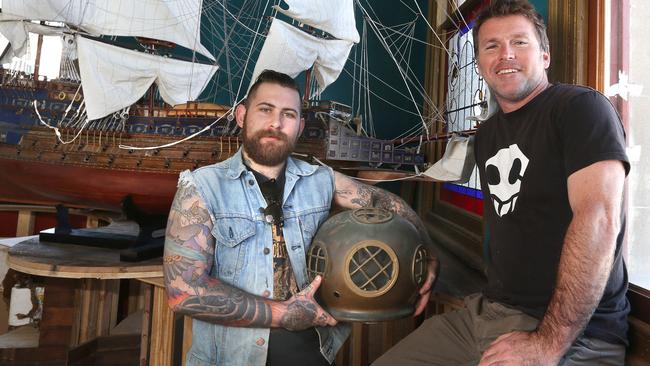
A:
332 171 439 315
164 179 337 330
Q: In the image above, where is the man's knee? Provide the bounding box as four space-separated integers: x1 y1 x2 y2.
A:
372 308 476 366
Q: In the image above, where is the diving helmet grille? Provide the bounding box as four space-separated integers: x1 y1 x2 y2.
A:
307 243 327 280
346 242 398 297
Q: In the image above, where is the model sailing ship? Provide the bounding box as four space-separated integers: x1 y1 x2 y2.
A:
0 0 444 217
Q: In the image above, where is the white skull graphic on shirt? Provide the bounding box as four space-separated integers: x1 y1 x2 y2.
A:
485 144 529 217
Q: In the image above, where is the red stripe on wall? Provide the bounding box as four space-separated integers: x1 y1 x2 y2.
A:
440 187 484 216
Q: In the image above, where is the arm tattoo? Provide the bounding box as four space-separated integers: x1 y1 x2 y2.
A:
164 180 274 328
343 182 432 246
177 288 273 326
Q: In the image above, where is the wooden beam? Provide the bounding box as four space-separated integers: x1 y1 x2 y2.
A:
587 0 606 91
548 0 590 85
16 210 35 237
149 285 175 366
381 321 395 355
335 338 351 366
350 323 369 366
182 316 193 366
139 283 153 366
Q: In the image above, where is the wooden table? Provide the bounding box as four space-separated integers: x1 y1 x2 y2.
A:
4 236 165 366
8 237 162 279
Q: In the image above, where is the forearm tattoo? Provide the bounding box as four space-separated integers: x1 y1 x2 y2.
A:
164 180 273 327
178 289 273 326
337 183 431 246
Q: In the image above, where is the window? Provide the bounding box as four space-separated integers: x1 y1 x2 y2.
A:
606 0 650 289
441 22 486 216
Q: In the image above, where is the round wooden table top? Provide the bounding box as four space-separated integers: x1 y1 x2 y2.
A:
8 236 163 279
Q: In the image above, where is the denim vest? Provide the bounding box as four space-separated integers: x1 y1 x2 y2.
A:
180 149 351 365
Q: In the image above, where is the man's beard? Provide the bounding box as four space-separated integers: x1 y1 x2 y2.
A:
242 119 296 166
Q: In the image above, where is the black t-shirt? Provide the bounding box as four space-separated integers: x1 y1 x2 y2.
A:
246 166 327 364
474 83 630 345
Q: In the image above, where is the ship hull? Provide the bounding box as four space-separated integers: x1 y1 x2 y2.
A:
0 122 246 215
0 156 179 214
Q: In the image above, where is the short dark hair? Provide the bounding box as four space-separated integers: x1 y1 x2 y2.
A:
472 0 549 55
245 69 301 107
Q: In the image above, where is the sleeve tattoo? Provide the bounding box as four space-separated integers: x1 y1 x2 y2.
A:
163 180 273 327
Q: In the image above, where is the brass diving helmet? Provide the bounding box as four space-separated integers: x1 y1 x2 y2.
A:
307 208 428 322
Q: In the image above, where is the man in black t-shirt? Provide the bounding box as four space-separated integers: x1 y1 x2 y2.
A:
373 1 629 365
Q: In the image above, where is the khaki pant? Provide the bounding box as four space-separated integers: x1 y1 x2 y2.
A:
372 294 625 366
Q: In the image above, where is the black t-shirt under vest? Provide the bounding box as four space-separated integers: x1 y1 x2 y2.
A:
474 83 630 345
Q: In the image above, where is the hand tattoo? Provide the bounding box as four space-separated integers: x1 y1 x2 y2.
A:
280 300 318 331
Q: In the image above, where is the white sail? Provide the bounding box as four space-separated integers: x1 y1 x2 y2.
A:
1 0 214 60
0 20 30 64
250 19 353 94
274 0 359 43
76 36 218 120
0 18 64 63
423 134 475 183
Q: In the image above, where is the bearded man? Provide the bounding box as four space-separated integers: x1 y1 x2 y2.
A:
163 70 438 366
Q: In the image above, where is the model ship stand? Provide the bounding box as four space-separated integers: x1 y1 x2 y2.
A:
39 198 166 262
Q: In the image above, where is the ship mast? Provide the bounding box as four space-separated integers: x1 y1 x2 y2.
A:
303 67 313 104
33 22 45 81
